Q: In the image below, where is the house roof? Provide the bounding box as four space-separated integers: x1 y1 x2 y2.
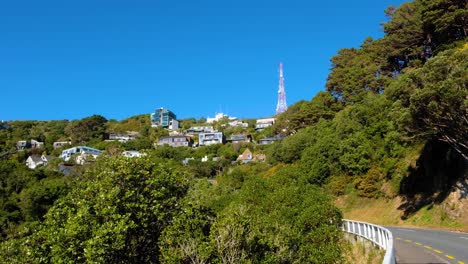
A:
237 148 253 161
28 155 43 163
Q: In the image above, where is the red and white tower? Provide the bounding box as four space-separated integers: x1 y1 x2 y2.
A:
276 62 287 114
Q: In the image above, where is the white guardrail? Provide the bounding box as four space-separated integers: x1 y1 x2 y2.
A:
342 219 396 264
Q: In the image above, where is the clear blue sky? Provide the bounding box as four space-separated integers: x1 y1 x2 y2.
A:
0 0 408 121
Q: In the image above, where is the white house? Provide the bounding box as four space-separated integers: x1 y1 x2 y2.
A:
199 132 225 146
26 155 51 169
31 139 44 149
255 117 276 131
206 113 237 123
122 150 146 158
108 133 137 142
53 141 72 149
60 146 102 163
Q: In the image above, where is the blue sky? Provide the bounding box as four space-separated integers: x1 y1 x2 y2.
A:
0 0 408 121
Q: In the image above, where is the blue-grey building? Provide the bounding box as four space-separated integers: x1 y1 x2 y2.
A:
151 107 178 129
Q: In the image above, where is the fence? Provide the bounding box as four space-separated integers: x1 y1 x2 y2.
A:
342 219 396 264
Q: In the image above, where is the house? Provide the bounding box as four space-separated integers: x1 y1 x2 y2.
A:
184 126 216 136
60 146 102 163
258 135 285 145
26 155 51 169
228 120 249 128
75 153 98 165
151 107 178 130
157 136 194 147
17 140 31 150
237 149 253 163
108 133 137 142
53 141 72 149
207 113 236 123
0 121 8 130
122 150 146 158
30 139 44 149
227 134 252 144
199 132 225 146
255 117 276 131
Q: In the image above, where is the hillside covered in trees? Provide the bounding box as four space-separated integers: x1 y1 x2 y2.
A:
0 0 466 262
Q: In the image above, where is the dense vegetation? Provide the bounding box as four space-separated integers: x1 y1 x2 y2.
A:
0 0 466 262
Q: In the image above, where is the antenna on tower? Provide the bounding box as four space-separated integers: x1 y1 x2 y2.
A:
276 62 288 114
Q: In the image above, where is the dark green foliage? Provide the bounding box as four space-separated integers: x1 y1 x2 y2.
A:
420 0 467 50
387 45 468 159
0 160 70 240
211 171 343 263
273 92 343 134
17 156 190 263
160 203 215 263
65 114 107 144
326 44 391 103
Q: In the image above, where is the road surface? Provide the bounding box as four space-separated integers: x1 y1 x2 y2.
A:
386 226 468 264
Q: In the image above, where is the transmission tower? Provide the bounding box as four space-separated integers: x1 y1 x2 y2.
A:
276 62 288 114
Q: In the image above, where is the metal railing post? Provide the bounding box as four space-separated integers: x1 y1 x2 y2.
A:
342 219 396 264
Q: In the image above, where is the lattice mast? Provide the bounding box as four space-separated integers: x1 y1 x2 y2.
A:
276 62 287 114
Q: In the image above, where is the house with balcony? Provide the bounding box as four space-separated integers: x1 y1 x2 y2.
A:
255 117 275 131
151 107 179 130
227 134 252 144
53 141 72 149
60 146 102 164
198 132 225 146
157 136 194 147
17 140 31 150
108 133 137 142
258 135 285 145
31 139 44 149
184 126 216 136
228 120 249 128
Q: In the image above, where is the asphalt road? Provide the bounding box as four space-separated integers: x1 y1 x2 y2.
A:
386 226 468 264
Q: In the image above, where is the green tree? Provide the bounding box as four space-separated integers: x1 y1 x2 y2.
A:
65 115 107 144
421 0 467 50
19 156 190 263
387 45 468 159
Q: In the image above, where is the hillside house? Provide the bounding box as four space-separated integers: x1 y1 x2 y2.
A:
199 132 225 146
258 135 285 145
60 146 102 163
237 149 253 163
108 133 137 142
122 150 146 158
227 134 252 144
157 136 194 147
184 126 215 136
26 155 52 169
53 141 72 149
255 117 275 131
31 139 44 149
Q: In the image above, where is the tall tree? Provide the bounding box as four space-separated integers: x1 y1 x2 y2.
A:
65 115 107 144
387 45 468 159
421 0 468 50
326 39 391 103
